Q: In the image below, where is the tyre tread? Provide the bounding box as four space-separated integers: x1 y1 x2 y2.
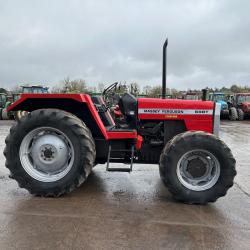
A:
159 131 236 204
4 108 96 197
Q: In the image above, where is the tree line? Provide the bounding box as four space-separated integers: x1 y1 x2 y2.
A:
1 78 250 97
51 78 250 97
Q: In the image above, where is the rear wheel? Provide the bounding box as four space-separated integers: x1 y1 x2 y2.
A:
4 109 96 197
229 107 238 121
159 131 236 204
237 108 244 121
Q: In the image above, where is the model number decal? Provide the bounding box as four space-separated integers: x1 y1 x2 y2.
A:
138 109 213 115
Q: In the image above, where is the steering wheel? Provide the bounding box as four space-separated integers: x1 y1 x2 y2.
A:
103 82 118 96
103 82 121 107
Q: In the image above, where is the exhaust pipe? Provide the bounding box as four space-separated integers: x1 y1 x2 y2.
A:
202 88 208 101
162 38 168 99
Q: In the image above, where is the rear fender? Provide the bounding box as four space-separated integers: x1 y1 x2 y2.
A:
8 94 108 139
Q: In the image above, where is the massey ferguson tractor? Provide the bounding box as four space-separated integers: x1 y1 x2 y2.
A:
4 39 236 204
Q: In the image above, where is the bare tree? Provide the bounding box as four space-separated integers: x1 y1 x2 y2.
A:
98 83 105 93
10 85 21 93
50 77 88 93
143 85 152 95
129 82 140 96
148 85 162 97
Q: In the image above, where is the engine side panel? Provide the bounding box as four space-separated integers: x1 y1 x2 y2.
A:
138 98 214 133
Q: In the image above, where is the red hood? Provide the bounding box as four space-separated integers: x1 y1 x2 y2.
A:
137 98 214 110
137 98 215 134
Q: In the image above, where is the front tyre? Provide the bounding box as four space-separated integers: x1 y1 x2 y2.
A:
4 109 96 197
237 108 244 121
229 107 238 121
159 131 236 204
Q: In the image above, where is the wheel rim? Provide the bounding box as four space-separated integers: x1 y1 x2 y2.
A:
19 127 74 182
176 149 220 191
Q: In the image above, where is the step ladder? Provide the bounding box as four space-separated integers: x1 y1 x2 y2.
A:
106 145 135 172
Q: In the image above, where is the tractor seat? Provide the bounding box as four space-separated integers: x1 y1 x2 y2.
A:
118 93 137 129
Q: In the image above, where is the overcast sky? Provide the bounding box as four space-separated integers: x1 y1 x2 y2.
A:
0 0 250 90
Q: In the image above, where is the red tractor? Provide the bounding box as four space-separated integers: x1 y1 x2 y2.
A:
228 93 250 120
4 40 236 204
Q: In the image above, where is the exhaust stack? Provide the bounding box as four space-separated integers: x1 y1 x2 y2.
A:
162 38 168 99
202 88 208 101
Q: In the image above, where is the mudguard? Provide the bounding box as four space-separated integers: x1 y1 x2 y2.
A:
7 93 138 140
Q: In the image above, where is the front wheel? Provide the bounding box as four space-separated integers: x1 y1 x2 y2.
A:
229 107 238 121
4 109 96 197
237 108 244 121
159 131 236 204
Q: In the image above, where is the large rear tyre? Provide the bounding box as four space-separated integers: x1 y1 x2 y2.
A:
237 108 244 121
4 109 96 197
159 131 236 204
229 107 238 121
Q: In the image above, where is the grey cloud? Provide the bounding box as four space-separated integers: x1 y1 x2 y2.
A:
0 0 250 90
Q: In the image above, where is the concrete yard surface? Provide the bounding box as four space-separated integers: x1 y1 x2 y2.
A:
0 120 250 250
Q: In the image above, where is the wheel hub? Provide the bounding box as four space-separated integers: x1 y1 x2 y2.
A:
31 134 69 174
186 158 208 178
177 149 220 191
41 146 55 160
19 127 74 182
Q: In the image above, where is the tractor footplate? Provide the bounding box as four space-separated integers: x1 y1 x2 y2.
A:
106 145 134 172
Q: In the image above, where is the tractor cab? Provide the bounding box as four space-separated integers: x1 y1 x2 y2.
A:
21 85 49 94
235 93 250 105
209 92 229 119
234 93 250 120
